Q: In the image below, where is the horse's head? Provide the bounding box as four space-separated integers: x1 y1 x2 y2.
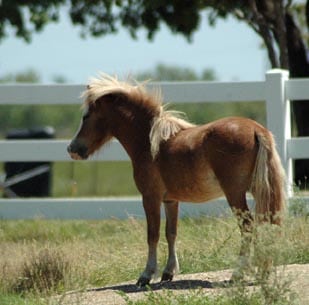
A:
68 73 162 160
67 97 113 160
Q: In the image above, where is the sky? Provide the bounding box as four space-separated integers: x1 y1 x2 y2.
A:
0 9 268 84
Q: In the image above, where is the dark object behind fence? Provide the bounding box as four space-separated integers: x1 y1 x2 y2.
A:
4 127 55 197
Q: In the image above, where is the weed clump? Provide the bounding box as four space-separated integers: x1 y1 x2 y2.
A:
12 248 70 294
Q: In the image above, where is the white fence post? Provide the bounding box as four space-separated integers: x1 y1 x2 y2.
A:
265 69 293 197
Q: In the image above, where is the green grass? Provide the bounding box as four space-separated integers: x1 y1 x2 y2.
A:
52 161 138 197
0 160 137 198
0 160 138 197
0 216 308 304
0 294 46 305
121 287 298 305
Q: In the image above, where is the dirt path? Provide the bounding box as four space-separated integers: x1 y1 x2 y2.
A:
59 264 309 305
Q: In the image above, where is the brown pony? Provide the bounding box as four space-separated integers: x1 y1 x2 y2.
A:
68 74 285 286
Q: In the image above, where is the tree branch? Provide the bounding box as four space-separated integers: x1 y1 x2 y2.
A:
248 0 279 67
273 1 289 69
233 9 260 33
306 0 309 30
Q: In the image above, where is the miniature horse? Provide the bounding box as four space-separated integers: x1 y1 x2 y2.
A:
68 74 285 286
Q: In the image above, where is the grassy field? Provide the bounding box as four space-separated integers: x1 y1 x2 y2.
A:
52 161 138 197
0 215 308 305
0 160 138 198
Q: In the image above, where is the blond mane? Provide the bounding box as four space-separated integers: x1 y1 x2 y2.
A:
82 73 161 108
150 107 196 159
83 73 195 159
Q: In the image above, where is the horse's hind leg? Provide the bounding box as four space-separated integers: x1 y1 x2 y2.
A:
224 190 254 281
161 200 179 282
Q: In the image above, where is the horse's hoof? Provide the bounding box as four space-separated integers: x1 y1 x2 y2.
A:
230 270 244 283
136 276 150 287
161 272 174 282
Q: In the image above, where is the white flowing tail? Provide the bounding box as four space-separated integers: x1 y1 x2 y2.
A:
250 132 286 224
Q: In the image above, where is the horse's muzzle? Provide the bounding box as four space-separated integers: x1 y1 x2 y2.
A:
67 140 89 160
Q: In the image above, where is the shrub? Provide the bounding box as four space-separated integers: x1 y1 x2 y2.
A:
12 248 70 294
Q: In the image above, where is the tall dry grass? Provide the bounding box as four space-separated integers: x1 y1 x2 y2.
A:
0 213 308 304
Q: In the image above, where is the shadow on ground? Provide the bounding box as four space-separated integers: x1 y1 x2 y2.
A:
87 278 255 294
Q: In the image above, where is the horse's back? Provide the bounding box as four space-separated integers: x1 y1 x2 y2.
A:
158 117 266 203
202 117 267 194
203 116 265 153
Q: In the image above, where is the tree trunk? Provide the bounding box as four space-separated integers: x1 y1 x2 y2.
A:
285 12 309 188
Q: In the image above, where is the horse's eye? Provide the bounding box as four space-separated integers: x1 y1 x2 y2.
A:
82 113 90 121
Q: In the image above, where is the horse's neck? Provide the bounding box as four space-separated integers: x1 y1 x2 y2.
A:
112 112 152 161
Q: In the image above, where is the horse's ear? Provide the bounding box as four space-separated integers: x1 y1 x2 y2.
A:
91 92 126 109
91 93 121 109
103 92 126 103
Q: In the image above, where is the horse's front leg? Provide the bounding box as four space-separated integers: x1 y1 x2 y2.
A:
136 195 161 287
161 200 179 282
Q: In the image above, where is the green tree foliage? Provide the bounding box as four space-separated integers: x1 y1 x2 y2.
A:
0 69 79 137
0 69 40 83
134 63 265 126
135 63 217 81
0 1 307 71
0 65 264 138
4 0 300 185
0 69 40 136
0 1 61 42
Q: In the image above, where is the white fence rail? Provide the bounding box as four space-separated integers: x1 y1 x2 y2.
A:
0 69 309 219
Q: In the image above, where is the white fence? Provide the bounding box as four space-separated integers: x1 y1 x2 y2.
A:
0 69 309 219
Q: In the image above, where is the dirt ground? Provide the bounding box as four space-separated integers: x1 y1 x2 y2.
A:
58 264 309 305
